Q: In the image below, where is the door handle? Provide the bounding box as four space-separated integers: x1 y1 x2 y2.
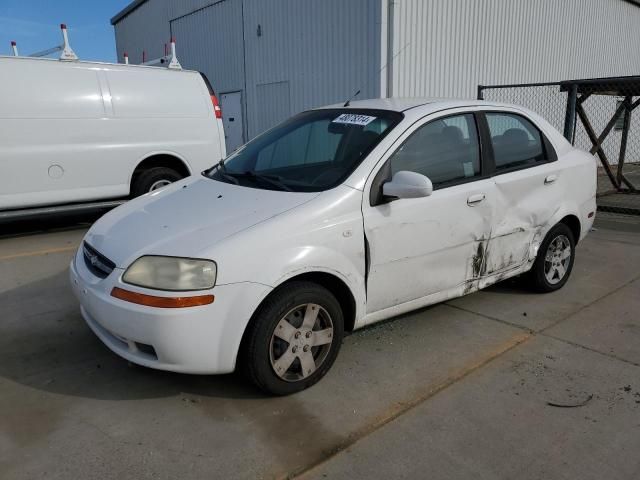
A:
467 193 486 206
544 174 557 185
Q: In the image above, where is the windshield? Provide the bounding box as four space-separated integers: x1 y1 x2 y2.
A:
205 109 403 192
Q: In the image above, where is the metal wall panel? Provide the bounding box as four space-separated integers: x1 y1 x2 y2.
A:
389 0 640 98
170 1 245 95
255 81 291 135
167 0 227 21
115 0 382 140
170 1 246 149
114 0 171 64
242 0 382 137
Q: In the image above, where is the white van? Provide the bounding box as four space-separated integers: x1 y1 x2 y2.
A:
0 56 226 211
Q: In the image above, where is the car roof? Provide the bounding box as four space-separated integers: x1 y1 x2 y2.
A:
318 97 513 113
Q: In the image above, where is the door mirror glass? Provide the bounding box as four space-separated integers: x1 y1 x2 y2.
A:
382 171 433 199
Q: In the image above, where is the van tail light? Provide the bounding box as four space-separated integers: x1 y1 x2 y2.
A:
211 95 222 119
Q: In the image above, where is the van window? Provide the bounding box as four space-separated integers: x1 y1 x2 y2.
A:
0 60 104 119
107 69 209 118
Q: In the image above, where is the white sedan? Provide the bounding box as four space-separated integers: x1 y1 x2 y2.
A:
70 99 596 395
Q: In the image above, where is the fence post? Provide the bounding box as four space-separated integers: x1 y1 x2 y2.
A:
477 85 484 100
563 83 578 142
616 96 632 188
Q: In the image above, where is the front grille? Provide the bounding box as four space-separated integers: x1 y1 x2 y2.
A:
83 242 116 279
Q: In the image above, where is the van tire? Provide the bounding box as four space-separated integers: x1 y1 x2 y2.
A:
131 167 184 197
241 281 344 396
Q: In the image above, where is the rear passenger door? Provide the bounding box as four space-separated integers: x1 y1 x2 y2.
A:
481 111 563 275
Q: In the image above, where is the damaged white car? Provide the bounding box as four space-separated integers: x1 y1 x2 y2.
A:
70 99 596 395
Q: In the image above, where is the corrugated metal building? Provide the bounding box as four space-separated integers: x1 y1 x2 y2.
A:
112 0 640 153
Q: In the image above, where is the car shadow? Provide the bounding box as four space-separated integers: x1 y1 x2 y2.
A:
0 269 265 401
1 264 535 403
482 275 539 296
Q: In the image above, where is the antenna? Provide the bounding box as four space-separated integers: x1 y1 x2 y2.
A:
344 89 361 107
59 24 78 61
11 41 18 56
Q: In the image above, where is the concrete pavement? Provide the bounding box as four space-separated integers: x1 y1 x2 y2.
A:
1 213 638 479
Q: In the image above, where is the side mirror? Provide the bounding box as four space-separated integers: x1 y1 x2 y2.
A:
382 171 433 200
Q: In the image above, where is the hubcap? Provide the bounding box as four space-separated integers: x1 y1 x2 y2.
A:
269 303 334 382
544 234 571 285
149 179 172 191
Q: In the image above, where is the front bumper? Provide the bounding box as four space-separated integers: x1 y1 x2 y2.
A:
69 247 271 374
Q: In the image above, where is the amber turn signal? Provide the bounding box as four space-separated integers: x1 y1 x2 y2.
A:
111 287 214 308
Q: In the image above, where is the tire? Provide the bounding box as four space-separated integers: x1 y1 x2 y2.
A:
241 281 344 395
131 167 184 197
527 223 576 293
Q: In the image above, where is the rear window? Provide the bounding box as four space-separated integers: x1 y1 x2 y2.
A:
107 68 209 118
486 113 546 171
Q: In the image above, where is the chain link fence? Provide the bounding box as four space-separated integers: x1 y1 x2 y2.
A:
478 77 640 214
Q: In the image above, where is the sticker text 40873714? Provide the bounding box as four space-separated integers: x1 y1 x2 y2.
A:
332 114 377 126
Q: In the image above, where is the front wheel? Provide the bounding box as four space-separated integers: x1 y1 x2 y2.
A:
527 223 576 293
241 281 344 395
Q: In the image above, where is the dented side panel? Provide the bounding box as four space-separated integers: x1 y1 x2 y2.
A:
485 161 564 275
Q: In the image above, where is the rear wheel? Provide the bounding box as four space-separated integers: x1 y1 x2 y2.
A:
131 167 184 197
527 223 575 292
241 281 344 395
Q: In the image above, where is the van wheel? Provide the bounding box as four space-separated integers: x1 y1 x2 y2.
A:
241 281 344 395
527 223 575 293
131 167 183 197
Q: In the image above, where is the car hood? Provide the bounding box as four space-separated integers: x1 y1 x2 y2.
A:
84 176 319 268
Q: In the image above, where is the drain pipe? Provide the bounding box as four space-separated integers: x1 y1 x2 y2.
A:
385 0 394 98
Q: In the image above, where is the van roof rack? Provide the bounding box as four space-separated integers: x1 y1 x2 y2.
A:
9 24 181 70
10 24 78 61
138 37 182 70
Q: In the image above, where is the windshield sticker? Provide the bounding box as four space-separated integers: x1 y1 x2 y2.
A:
332 113 377 126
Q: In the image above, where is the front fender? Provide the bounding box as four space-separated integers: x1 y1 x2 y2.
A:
268 245 367 323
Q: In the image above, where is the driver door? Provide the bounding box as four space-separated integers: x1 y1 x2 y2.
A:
362 112 495 314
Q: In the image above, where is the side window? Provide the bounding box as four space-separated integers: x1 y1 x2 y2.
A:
486 113 546 171
389 113 481 188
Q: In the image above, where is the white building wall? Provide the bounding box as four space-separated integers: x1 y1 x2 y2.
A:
241 0 382 137
114 0 170 64
388 0 640 98
170 1 246 105
387 0 640 163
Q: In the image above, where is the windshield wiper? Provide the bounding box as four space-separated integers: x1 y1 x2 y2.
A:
224 171 292 192
212 159 240 185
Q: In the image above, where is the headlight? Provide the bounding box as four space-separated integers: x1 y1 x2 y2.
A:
122 256 217 291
